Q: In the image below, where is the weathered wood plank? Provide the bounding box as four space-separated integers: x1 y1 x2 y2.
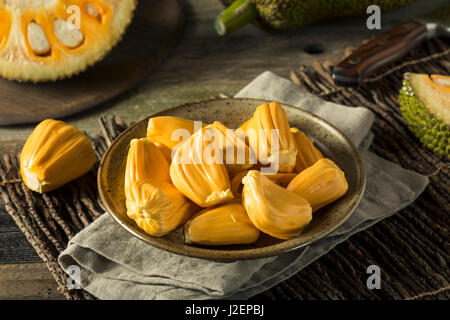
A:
0 263 64 300
0 142 41 264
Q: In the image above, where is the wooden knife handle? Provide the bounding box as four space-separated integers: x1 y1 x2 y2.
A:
332 20 428 87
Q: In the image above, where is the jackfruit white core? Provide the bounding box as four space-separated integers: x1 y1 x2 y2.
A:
434 77 450 87
54 19 84 48
22 168 46 193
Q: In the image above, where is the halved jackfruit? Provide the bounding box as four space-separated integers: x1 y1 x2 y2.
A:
170 126 234 207
0 0 136 82
242 170 312 239
399 73 450 158
237 102 297 173
183 201 260 245
291 128 323 173
287 158 348 212
20 119 96 193
147 116 205 150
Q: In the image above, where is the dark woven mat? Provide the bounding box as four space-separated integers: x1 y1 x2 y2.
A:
1 38 449 300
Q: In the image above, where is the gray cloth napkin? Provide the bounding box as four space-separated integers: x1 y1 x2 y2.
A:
59 71 429 300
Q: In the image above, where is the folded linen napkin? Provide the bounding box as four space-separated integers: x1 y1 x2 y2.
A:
59 71 429 300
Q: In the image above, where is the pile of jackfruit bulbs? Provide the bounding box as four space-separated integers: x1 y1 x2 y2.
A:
18 102 348 246
126 102 349 246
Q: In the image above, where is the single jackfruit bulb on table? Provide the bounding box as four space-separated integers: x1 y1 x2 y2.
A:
0 0 136 82
124 138 198 236
398 73 449 158
237 102 297 173
20 119 96 193
170 126 234 207
242 170 312 240
206 121 254 177
216 0 416 35
290 128 323 173
287 158 348 212
147 116 205 150
126 180 199 237
183 201 260 246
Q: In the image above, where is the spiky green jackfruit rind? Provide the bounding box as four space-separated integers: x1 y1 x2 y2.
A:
399 75 450 159
220 0 415 32
256 0 416 31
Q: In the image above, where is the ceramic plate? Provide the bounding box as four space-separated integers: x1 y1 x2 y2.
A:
98 98 366 261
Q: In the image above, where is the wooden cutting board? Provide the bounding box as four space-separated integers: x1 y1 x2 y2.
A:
0 0 183 126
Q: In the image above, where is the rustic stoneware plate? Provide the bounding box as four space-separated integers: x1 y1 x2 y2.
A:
98 98 366 261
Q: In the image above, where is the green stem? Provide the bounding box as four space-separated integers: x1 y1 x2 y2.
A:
215 0 259 36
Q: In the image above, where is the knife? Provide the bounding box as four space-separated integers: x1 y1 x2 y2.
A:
332 3 450 87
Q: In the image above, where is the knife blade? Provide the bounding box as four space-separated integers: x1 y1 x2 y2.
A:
332 3 450 87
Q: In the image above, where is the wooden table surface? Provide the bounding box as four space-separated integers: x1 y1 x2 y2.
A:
0 0 447 300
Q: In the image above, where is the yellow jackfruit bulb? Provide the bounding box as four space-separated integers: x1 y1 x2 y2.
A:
126 180 198 236
0 0 136 82
230 170 249 196
287 158 348 212
265 173 297 187
242 170 312 240
147 116 205 150
124 138 171 193
183 201 260 245
20 119 96 193
154 142 172 164
207 121 254 177
231 170 297 196
170 127 233 207
291 128 323 173
237 102 297 173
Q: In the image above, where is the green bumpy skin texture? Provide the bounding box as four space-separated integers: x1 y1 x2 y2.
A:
399 77 449 159
221 0 415 31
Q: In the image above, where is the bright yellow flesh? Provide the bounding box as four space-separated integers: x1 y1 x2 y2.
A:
170 127 234 207
124 138 199 236
242 170 312 240
147 116 205 150
183 202 260 246
290 127 323 173
237 102 297 173
20 119 96 193
287 158 348 212
126 180 199 237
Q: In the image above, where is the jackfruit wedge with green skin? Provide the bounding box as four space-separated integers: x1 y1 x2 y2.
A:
0 0 136 82
216 0 416 35
398 73 449 158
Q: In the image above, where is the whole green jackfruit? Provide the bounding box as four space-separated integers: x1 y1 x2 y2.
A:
398 73 449 159
217 0 416 35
